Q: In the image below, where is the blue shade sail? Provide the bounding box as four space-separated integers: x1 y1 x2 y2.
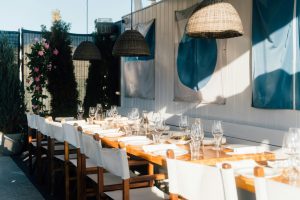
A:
177 34 217 91
252 0 294 109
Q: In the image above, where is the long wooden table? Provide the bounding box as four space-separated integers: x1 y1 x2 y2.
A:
99 136 276 193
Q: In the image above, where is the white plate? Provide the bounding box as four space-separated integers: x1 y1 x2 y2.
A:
152 148 188 157
125 140 153 146
101 131 125 138
236 167 281 179
166 131 191 145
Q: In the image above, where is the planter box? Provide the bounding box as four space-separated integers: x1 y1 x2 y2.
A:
0 132 23 156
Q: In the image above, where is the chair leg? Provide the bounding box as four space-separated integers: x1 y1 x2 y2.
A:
48 137 55 195
64 142 70 200
36 131 43 184
76 149 82 200
123 179 130 200
81 154 87 200
148 163 154 187
97 167 104 200
28 128 33 174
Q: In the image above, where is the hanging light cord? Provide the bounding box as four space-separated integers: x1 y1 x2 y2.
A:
131 0 133 30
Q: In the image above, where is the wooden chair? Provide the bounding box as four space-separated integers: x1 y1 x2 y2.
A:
98 147 168 200
166 149 238 200
254 166 300 200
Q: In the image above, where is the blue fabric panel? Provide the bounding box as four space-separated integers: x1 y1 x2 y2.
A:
125 21 155 62
177 35 217 91
252 0 294 109
296 1 300 109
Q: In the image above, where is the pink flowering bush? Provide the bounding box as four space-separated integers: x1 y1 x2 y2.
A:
26 38 58 115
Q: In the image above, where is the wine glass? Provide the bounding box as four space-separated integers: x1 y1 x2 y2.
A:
282 129 300 183
77 104 84 120
131 108 140 120
211 121 223 151
95 104 103 120
190 121 204 142
179 115 188 132
89 107 96 123
111 105 118 118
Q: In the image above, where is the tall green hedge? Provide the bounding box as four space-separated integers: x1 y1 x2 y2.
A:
0 35 25 133
42 20 79 118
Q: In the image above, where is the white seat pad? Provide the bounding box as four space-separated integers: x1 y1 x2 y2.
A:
87 171 137 186
105 186 169 200
70 158 97 168
54 154 77 161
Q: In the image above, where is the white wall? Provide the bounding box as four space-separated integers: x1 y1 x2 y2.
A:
121 0 300 132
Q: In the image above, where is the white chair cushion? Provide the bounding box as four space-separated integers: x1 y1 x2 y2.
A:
87 170 137 185
54 154 77 161
105 186 169 200
69 158 97 168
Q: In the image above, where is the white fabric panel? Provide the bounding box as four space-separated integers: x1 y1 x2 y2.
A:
70 158 97 168
26 113 37 129
254 178 268 200
36 116 47 136
81 133 101 164
100 148 130 180
167 158 237 200
48 122 64 142
106 186 168 200
174 6 226 104
221 168 238 200
62 123 80 148
124 19 155 100
87 173 123 186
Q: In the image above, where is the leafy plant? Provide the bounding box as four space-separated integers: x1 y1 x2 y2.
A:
26 38 58 115
42 19 79 118
0 35 26 133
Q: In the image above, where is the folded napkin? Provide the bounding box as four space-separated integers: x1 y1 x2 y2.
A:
142 144 177 153
216 159 257 170
55 117 75 122
203 137 226 145
64 120 86 125
227 145 265 154
118 136 148 142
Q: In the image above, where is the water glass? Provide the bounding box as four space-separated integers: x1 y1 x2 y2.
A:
212 120 223 150
77 104 84 120
190 140 202 160
179 115 188 132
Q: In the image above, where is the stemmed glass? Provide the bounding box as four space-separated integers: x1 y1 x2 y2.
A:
282 129 300 183
88 107 96 124
131 108 140 120
153 115 168 144
77 104 84 120
211 121 223 151
95 104 103 120
111 105 118 118
179 115 188 133
190 120 205 142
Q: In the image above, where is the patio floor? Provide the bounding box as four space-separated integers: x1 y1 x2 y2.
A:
0 156 44 200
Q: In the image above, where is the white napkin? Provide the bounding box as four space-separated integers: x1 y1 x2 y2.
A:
203 137 226 145
216 159 257 170
228 146 265 155
55 117 75 122
64 120 86 125
142 144 177 153
118 136 148 142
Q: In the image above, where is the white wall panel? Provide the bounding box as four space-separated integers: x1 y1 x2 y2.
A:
121 0 300 133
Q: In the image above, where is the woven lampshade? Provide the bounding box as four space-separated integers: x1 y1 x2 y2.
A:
73 41 102 60
186 0 244 39
112 29 150 57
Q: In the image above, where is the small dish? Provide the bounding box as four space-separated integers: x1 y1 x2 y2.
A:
236 167 281 179
152 148 188 157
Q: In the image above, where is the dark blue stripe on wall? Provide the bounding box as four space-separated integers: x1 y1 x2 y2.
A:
177 35 217 91
295 1 300 109
252 0 294 109
125 20 155 62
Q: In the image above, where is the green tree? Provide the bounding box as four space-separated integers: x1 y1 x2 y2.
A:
0 35 26 133
42 19 79 118
83 31 120 114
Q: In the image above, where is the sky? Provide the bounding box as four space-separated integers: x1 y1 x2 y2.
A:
0 0 152 34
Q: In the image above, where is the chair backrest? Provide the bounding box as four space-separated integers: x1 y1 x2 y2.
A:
62 123 81 148
48 121 64 142
166 151 238 200
26 112 37 129
254 167 300 200
81 133 102 164
100 148 130 180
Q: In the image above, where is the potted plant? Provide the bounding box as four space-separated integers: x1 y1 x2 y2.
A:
0 35 26 155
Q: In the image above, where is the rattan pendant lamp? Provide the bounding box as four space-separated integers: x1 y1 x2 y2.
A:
186 0 244 39
73 0 101 60
112 0 150 57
